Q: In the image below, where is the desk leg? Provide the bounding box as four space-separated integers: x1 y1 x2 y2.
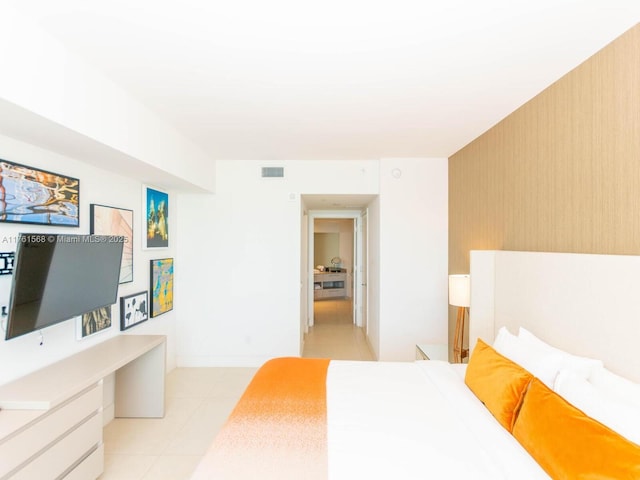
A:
115 342 166 418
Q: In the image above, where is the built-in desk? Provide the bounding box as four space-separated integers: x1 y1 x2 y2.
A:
0 334 166 480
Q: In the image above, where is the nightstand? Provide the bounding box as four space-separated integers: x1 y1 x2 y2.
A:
416 343 449 361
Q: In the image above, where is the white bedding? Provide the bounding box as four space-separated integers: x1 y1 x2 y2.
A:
190 358 550 479
327 360 549 479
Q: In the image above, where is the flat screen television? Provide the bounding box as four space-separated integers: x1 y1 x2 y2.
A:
5 233 124 340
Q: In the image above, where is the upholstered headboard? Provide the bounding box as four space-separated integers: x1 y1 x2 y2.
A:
469 250 640 383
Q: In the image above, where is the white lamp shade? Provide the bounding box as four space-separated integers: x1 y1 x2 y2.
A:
449 274 470 307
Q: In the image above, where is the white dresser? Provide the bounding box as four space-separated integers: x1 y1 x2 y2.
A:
0 335 166 480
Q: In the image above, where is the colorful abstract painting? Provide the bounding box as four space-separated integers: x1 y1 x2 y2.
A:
144 185 169 248
150 258 173 317
0 158 79 226
90 204 134 283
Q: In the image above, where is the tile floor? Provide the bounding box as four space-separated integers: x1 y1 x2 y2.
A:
302 298 375 361
100 298 373 479
100 367 257 480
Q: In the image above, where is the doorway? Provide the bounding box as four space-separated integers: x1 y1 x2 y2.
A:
302 210 373 360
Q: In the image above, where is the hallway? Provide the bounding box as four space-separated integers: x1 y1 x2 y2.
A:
302 298 375 361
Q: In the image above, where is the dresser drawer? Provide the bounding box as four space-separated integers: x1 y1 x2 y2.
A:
321 273 344 282
0 383 102 478
9 412 102 480
64 443 104 480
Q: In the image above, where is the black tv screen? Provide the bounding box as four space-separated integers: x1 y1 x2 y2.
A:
5 233 124 340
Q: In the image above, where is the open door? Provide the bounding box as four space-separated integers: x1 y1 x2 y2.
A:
355 210 368 331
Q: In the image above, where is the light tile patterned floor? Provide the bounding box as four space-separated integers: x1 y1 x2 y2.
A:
303 298 375 361
100 298 373 479
100 367 257 480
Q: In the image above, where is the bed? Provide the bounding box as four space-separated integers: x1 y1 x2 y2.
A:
190 251 640 480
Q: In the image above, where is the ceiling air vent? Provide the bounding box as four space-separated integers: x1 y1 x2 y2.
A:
261 166 284 178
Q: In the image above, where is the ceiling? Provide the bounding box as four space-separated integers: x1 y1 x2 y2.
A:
7 1 640 161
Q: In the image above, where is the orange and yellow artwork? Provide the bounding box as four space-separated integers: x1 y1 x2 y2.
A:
151 258 173 317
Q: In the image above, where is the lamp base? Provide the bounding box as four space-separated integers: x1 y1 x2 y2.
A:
453 306 468 363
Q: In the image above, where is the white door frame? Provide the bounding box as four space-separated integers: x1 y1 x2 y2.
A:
307 210 365 328
358 209 368 333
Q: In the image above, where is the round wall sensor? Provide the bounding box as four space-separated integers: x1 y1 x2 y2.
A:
391 168 402 178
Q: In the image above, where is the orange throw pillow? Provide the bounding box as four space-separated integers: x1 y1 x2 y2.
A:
513 378 640 479
465 338 533 431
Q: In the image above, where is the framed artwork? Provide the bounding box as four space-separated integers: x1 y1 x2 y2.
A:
150 258 174 317
0 252 14 275
90 204 134 283
0 158 79 227
77 306 112 339
143 185 169 249
120 291 149 330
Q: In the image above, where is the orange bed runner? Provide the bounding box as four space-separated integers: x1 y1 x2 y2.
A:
192 357 331 480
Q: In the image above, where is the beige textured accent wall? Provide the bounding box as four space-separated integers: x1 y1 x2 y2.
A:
448 24 640 352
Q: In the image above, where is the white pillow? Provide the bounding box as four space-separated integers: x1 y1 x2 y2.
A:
554 369 640 445
492 326 517 352
518 327 603 379
492 326 563 388
589 366 640 409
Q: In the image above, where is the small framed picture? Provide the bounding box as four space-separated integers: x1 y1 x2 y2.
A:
90 203 134 283
120 291 149 330
143 185 169 249
150 258 174 317
77 306 112 339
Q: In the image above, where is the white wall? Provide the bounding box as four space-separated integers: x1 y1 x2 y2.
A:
176 158 448 365
0 6 217 389
0 151 447 383
176 160 379 366
0 134 178 385
0 8 449 371
0 5 214 193
378 158 448 360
